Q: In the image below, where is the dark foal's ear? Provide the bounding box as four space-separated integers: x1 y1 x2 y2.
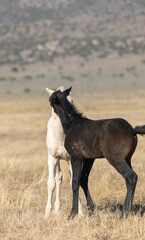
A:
63 87 72 97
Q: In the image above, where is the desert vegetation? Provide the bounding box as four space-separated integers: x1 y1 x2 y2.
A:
1 0 145 65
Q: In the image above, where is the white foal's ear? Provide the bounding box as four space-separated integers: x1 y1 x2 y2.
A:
57 86 64 92
67 94 72 103
46 88 54 97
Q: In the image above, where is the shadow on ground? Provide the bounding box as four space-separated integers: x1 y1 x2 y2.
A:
96 202 145 217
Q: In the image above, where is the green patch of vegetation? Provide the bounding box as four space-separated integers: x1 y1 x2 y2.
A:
9 77 16 81
36 74 46 78
6 90 11 95
112 73 117 78
80 63 85 67
112 72 125 78
0 77 6 81
98 52 108 58
119 73 124 78
24 75 33 80
63 75 74 82
142 59 145 64
11 67 19 72
126 66 136 72
133 72 138 77
23 88 31 93
81 73 89 78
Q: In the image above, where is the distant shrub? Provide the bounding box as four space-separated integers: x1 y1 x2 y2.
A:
112 73 117 78
81 73 88 78
36 74 45 78
98 52 108 58
63 76 74 82
118 48 126 56
80 63 84 67
126 66 136 72
0 77 6 81
11 67 19 72
6 90 11 95
24 88 31 93
24 75 32 80
140 10 145 15
133 72 138 77
9 77 16 81
119 73 124 77
77 47 91 57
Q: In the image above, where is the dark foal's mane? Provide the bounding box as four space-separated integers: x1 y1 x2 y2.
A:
49 87 145 220
64 101 84 120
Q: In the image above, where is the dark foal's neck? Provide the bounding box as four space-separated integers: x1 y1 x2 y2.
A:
57 99 84 134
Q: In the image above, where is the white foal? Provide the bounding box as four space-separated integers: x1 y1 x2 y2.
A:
45 87 83 218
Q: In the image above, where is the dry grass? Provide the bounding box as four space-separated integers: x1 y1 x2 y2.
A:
0 92 145 240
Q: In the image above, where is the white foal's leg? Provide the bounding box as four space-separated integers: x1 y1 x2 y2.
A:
54 161 63 213
68 161 83 216
45 154 57 218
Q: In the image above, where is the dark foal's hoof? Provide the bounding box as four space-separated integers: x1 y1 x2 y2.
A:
119 211 129 220
67 211 77 221
88 205 95 217
89 210 94 217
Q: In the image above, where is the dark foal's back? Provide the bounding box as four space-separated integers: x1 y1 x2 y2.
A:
65 118 136 161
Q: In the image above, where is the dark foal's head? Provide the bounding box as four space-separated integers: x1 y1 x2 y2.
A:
49 87 84 133
49 87 73 117
49 87 72 110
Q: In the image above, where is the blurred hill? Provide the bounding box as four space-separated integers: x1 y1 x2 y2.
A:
1 0 145 65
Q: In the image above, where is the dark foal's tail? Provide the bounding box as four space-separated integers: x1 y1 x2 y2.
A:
135 125 145 136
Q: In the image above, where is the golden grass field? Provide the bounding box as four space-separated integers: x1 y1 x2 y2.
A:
1 91 145 240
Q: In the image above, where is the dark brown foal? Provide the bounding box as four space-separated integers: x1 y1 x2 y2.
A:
49 87 145 219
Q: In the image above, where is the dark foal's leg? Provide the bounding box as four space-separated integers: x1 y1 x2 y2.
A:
122 137 138 215
80 159 95 216
68 157 83 220
112 160 137 217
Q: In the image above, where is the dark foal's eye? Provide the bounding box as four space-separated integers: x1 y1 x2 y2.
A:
53 97 59 105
